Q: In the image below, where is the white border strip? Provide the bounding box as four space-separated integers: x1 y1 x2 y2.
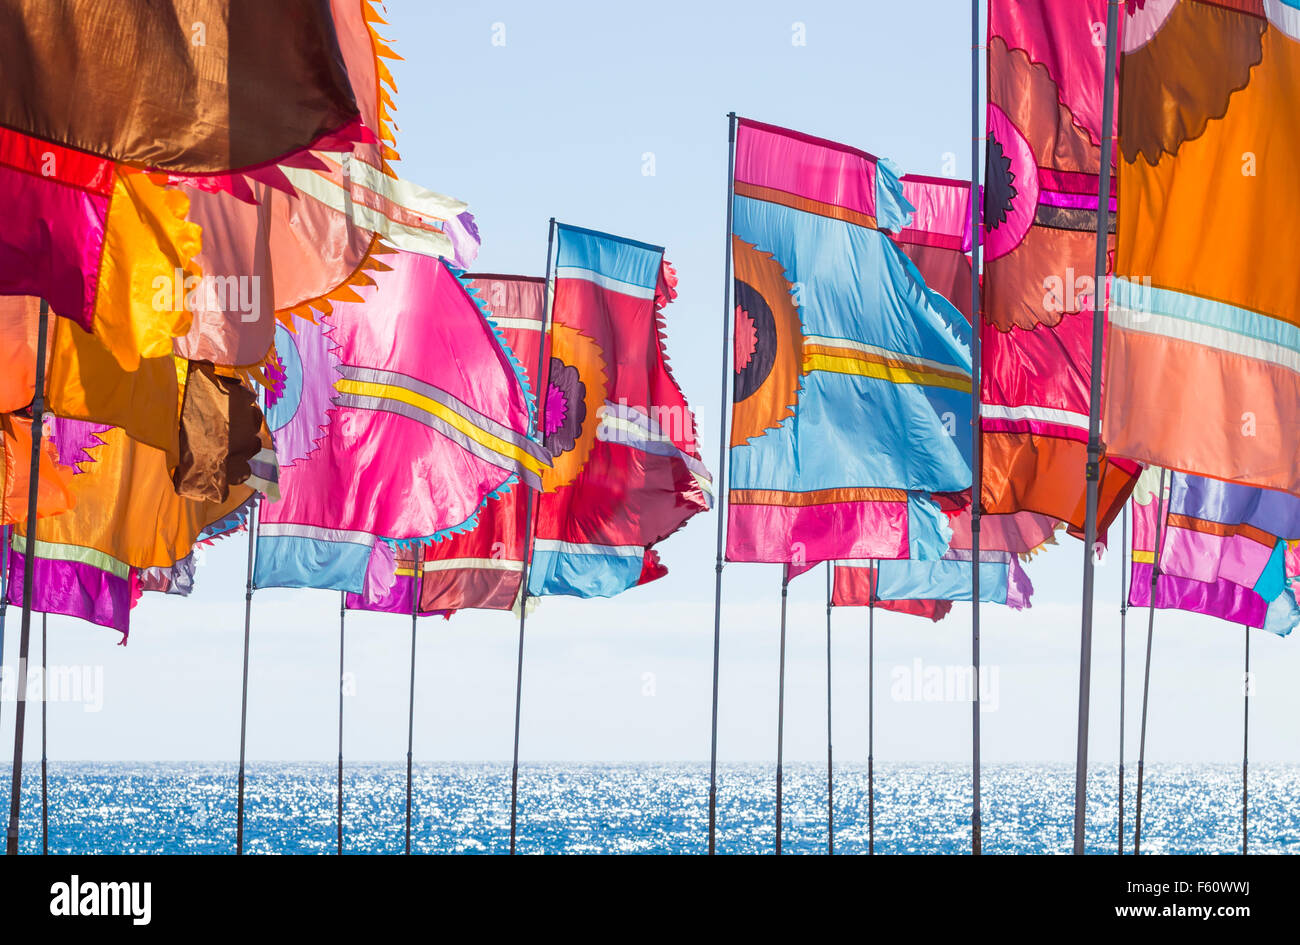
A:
533 538 644 558
554 266 656 300
980 402 1091 430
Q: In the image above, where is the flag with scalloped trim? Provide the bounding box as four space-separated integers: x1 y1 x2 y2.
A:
527 225 712 599
981 0 1140 534
255 250 546 594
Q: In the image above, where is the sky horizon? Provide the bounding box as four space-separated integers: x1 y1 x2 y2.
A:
1 1 1295 769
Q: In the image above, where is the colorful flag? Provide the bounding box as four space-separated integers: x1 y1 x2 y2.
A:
725 119 973 566
528 225 711 598
344 544 455 617
255 251 546 593
834 507 1036 611
0 130 201 369
172 362 268 503
6 423 254 636
0 0 378 366
361 275 545 614
895 173 973 322
0 0 361 176
177 0 479 372
832 564 953 622
1 413 75 526
1129 468 1299 636
892 171 1065 559
138 502 252 598
1104 2 1300 495
982 0 1140 533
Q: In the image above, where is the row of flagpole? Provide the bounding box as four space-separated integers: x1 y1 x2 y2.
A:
239 218 560 856
0 1 1260 856
11 486 1258 855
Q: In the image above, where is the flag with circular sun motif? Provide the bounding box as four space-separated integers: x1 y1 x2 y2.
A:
725 118 973 567
981 0 1140 536
528 224 713 598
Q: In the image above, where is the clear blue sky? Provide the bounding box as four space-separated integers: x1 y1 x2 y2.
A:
4 0 1295 765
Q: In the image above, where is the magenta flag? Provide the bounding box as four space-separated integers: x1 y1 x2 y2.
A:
256 251 548 593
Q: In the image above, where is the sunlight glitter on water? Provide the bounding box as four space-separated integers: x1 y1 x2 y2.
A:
1 761 1293 855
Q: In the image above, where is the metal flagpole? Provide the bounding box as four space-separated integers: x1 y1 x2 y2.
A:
510 217 557 855
775 571 788 855
337 592 346 855
1072 0 1121 856
1133 467 1167 855
708 112 738 856
1118 502 1129 854
1242 625 1250 855
404 544 422 855
40 613 47 855
235 486 258 855
0 525 8 748
7 297 51 856
969 0 985 858
868 561 876 855
825 562 834 855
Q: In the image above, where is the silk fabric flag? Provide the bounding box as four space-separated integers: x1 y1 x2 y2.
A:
0 0 376 367
982 0 1140 534
1104 1 1300 495
344 545 453 617
1129 468 1300 635
832 564 954 622
0 130 202 370
177 0 479 372
895 173 974 323
893 170 1065 558
1161 471 1300 593
6 422 255 636
834 506 1036 611
380 275 543 614
725 118 973 566
256 251 547 593
138 503 251 598
836 552 1032 610
0 0 361 175
172 362 267 502
527 225 712 598
1 414 75 525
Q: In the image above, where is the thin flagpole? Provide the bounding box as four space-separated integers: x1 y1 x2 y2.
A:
0 525 8 748
40 613 46 855
868 561 876 855
825 562 834 855
774 571 788 855
337 592 346 855
1072 0 1121 856
235 486 258 855
1118 502 1129 855
404 544 422 855
708 111 738 856
1242 625 1249 855
510 216 557 856
969 0 985 858
7 296 51 856
1133 466 1167 855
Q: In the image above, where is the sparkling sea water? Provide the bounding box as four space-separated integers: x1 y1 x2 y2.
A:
1 762 1295 854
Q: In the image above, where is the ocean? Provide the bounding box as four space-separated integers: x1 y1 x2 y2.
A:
0 762 1294 855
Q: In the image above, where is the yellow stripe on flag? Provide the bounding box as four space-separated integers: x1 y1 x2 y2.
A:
336 378 546 476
